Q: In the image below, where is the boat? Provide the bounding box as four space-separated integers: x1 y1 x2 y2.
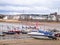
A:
28 30 57 40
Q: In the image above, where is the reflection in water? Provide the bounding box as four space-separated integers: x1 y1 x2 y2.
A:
0 22 24 32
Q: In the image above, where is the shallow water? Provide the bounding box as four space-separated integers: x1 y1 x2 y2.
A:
0 22 28 32
0 22 60 31
0 34 31 40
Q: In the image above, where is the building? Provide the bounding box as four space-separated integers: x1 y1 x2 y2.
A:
1 12 60 22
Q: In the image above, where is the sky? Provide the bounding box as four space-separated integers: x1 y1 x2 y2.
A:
0 0 60 15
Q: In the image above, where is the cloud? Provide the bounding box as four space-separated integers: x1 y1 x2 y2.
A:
0 0 60 14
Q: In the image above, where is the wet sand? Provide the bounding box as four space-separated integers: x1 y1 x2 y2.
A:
0 39 60 45
0 34 60 45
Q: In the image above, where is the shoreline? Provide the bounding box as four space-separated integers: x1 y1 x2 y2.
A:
0 19 60 24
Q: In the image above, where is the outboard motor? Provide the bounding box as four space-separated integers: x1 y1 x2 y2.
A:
49 33 57 40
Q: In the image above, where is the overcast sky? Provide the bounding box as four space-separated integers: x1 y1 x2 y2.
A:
0 0 60 14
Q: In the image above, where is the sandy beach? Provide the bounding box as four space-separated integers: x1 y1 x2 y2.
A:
0 39 60 45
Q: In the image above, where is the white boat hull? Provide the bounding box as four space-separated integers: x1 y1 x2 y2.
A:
31 35 49 39
28 32 51 39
